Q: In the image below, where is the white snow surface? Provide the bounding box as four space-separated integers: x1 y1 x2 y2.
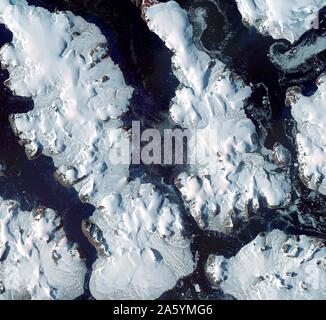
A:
206 229 326 300
0 197 87 300
0 0 133 205
290 74 326 195
0 0 194 299
145 1 291 232
235 0 325 43
88 181 194 300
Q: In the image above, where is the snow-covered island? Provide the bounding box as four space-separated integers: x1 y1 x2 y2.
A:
288 74 326 195
144 1 291 233
235 0 325 43
206 229 326 300
86 181 194 300
0 0 194 299
0 197 87 300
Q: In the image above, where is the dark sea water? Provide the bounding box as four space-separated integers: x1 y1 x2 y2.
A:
0 0 325 300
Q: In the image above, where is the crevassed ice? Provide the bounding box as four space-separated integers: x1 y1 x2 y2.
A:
145 1 291 232
235 0 325 43
0 0 194 299
0 197 87 300
206 229 326 300
289 74 326 195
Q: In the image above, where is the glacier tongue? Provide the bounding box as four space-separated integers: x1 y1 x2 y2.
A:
235 0 325 43
206 229 326 300
145 1 291 233
0 197 87 300
0 0 194 299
